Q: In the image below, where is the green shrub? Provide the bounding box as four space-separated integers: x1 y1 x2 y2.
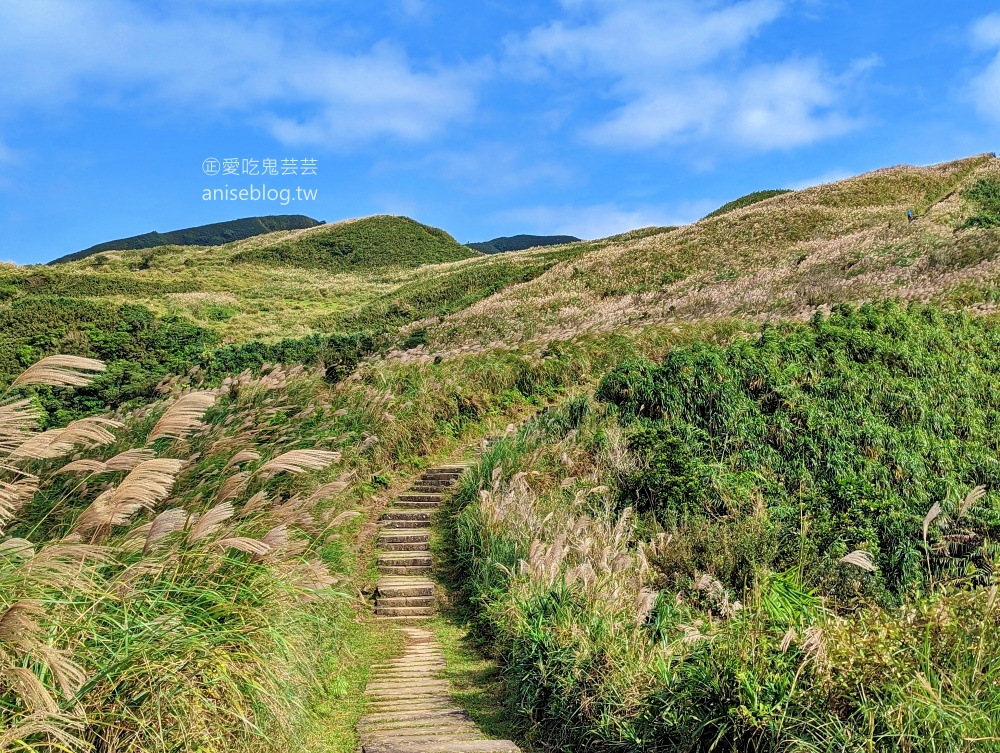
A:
598 302 1000 603
704 189 792 219
963 177 1000 228
230 215 477 271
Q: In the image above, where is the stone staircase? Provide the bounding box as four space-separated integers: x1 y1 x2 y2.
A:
358 464 521 752
358 627 520 753
374 465 466 620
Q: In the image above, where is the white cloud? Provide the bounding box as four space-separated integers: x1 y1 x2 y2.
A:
973 13 1000 48
0 0 477 147
971 14 1000 123
431 145 573 193
511 0 782 79
788 168 853 190
492 200 712 240
398 0 428 19
507 0 860 152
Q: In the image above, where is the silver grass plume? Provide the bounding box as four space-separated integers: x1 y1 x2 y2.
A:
11 355 105 388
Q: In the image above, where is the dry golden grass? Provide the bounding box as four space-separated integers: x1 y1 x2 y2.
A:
427 154 1000 350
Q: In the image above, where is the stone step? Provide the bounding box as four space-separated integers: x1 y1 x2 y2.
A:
368 695 451 708
381 519 432 529
361 731 484 747
381 541 430 552
394 500 440 510
366 679 450 693
362 740 520 753
398 493 442 503
375 657 444 665
382 541 431 552
376 578 434 598
381 511 432 521
374 652 445 663
378 565 432 576
378 551 432 564
410 485 453 494
375 596 435 608
374 613 432 621
374 605 437 618
379 530 431 544
358 709 471 730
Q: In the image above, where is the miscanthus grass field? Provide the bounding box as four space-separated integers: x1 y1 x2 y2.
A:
3 154 1000 752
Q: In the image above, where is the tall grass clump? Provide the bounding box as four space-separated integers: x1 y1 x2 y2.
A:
445 306 1000 751
0 358 359 752
597 301 1000 605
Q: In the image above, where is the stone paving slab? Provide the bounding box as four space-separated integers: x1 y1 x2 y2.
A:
358 625 518 753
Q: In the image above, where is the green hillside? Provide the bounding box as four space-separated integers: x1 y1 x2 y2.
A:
229 215 479 271
5 155 1000 753
50 214 321 264
467 234 581 254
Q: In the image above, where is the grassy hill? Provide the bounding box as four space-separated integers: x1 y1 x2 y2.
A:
4 154 1000 753
50 214 321 264
427 153 1000 348
467 234 581 254
229 215 479 271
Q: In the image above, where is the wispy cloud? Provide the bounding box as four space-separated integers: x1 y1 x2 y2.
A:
788 168 854 190
492 200 713 240
0 138 17 166
0 0 477 147
971 13 1000 124
432 145 573 193
506 0 862 152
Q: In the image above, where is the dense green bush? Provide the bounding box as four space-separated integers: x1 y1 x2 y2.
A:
337 256 565 332
230 215 477 271
203 331 376 383
598 302 1000 603
703 189 792 219
448 390 1000 752
963 177 1000 228
1 296 379 425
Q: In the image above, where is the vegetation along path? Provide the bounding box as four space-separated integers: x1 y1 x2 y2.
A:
357 464 520 753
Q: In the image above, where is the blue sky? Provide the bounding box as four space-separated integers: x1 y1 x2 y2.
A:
1 0 998 264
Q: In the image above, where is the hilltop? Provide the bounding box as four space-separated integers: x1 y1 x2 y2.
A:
229 215 479 271
467 234 581 254
50 214 321 264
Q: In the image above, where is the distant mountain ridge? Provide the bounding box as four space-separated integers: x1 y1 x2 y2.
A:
50 214 322 264
467 234 581 254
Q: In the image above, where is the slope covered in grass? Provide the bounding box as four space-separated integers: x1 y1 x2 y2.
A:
703 188 792 219
51 214 321 264
229 215 479 271
5 153 1000 753
0 326 590 751
446 306 1000 750
429 154 1000 348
